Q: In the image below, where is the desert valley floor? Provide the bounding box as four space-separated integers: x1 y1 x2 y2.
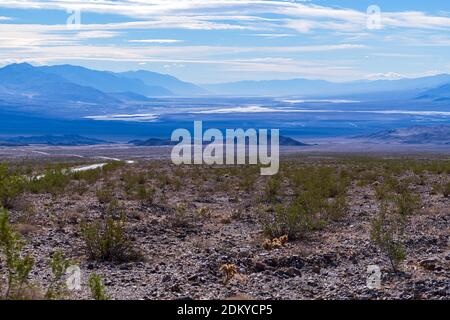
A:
0 146 448 300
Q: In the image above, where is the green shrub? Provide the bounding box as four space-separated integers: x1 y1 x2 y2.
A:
1 209 74 300
395 190 420 218
239 166 258 192
172 203 191 228
45 250 71 300
260 205 299 239
370 200 408 272
442 181 450 198
261 200 323 240
28 169 70 195
264 176 281 203
80 216 142 263
134 185 155 204
0 209 34 299
326 194 348 220
88 273 109 300
0 164 25 209
96 187 114 204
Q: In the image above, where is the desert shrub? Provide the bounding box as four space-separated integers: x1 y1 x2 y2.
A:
88 273 109 300
71 168 102 184
395 189 420 218
0 209 73 300
0 164 26 209
261 180 347 239
28 169 70 195
370 204 406 272
121 170 149 199
0 209 34 299
326 194 348 220
80 216 142 263
72 180 89 195
135 185 155 204
290 166 349 199
45 250 71 300
122 171 146 189
264 176 281 203
197 207 212 219
294 191 329 230
172 203 192 228
371 178 418 272
382 176 407 194
96 187 114 204
261 165 350 239
261 203 309 240
357 170 380 186
104 199 125 220
435 181 450 198
239 166 258 192
13 223 39 237
375 183 392 201
443 181 450 198
156 173 171 189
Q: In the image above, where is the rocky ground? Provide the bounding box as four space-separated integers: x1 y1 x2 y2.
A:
1 153 449 300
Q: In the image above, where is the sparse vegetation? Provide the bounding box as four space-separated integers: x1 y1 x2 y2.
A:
0 209 72 300
45 250 71 300
88 273 109 300
370 203 407 273
81 216 142 263
96 187 114 204
370 182 420 272
0 154 448 299
0 164 25 209
0 209 34 299
264 176 281 203
28 168 71 195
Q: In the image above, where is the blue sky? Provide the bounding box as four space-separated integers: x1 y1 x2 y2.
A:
0 0 450 83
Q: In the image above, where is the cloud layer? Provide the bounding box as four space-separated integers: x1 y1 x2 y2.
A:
0 0 449 82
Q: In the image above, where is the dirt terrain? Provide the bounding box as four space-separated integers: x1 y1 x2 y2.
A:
0 150 449 300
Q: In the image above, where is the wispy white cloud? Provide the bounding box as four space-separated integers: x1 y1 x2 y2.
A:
0 1 449 81
76 31 121 39
250 33 294 38
1 0 450 32
129 39 184 44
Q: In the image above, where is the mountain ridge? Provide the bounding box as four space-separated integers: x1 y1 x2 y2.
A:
202 74 450 97
0 134 110 146
355 125 450 145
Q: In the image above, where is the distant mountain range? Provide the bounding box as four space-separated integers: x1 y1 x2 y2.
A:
0 63 205 105
416 84 450 102
121 70 207 96
356 125 450 145
130 135 311 146
40 64 174 97
0 62 449 119
0 63 208 117
0 63 119 106
203 74 450 98
0 134 109 146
